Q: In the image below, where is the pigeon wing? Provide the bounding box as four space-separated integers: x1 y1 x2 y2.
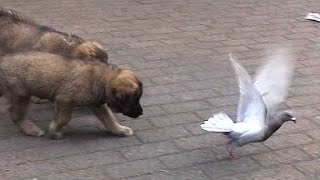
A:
253 48 294 115
229 54 266 125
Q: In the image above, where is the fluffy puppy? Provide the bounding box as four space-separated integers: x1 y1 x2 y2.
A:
0 8 108 63
0 51 143 139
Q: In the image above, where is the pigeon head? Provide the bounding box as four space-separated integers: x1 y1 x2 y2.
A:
279 111 296 123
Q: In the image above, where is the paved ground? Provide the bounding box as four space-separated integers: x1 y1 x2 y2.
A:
0 0 319 179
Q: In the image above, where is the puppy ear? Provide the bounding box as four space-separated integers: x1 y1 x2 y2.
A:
111 70 140 98
111 78 138 98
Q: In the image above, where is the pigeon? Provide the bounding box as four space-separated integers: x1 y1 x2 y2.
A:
200 48 296 159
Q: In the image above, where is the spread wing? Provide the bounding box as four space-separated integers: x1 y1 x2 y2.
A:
229 54 266 126
253 48 294 115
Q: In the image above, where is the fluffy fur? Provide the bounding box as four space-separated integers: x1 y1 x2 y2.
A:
0 8 108 63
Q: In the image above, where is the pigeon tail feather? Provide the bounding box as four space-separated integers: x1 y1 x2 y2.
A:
201 112 234 132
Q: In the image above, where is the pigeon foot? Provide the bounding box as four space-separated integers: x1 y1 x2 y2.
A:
226 143 238 160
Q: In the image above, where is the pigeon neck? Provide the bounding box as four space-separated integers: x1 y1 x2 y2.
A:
265 117 283 139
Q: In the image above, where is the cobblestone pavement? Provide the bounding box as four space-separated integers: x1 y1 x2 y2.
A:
0 0 320 179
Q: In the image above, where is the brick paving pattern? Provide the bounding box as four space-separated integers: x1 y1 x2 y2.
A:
0 0 320 179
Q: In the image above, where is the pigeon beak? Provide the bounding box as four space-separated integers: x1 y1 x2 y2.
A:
291 117 296 123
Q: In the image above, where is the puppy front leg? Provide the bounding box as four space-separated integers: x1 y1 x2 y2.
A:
90 104 133 136
49 103 72 139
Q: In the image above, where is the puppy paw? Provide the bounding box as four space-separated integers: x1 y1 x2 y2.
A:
48 122 64 139
111 126 133 136
18 121 45 137
49 131 64 140
23 128 45 137
122 126 134 136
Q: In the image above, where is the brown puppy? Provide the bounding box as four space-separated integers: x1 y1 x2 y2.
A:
0 8 108 63
0 51 143 139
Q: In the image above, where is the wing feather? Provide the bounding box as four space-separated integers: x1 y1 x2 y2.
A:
229 54 266 125
253 48 294 115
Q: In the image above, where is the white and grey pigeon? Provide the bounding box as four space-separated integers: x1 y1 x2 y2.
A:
200 48 296 159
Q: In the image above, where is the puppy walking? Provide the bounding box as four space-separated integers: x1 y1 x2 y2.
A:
0 8 108 63
0 51 143 139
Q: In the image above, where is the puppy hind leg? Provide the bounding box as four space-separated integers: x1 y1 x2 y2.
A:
48 103 72 139
90 104 133 136
9 96 44 137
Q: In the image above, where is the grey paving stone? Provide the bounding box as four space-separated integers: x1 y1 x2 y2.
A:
149 113 201 127
0 0 320 179
144 84 188 96
161 101 211 114
102 158 166 179
263 133 314 150
295 159 320 179
135 126 190 143
172 89 219 101
61 150 125 171
300 143 320 158
200 157 261 178
174 133 226 151
126 167 209 180
121 141 180 160
37 167 109 180
252 147 310 167
159 148 220 169
218 165 306 180
141 94 179 107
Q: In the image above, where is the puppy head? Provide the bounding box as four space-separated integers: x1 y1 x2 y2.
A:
73 41 108 63
108 70 143 118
